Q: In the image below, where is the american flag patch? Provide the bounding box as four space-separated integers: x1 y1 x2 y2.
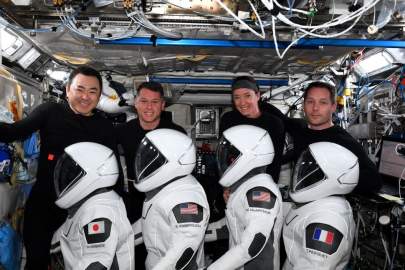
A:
180 203 198 215
313 228 334 245
252 191 271 202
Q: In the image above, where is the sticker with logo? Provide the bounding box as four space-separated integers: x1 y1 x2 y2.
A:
173 203 203 223
246 186 276 209
305 223 343 255
83 218 112 244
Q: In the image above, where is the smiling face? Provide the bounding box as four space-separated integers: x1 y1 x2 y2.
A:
135 88 165 130
303 86 336 130
66 73 101 116
232 88 261 118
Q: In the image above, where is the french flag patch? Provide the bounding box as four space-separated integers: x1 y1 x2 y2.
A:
313 228 334 245
252 191 271 202
180 203 198 215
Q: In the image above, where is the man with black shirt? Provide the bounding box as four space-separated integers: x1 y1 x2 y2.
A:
115 81 185 270
0 66 121 270
262 81 381 194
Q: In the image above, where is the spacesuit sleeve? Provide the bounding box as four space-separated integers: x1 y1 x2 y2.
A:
205 217 228 242
50 225 63 254
74 218 119 270
208 187 280 270
132 218 144 246
152 202 209 270
300 222 345 270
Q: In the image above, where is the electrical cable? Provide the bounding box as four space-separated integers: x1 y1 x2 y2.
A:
213 0 265 39
159 0 235 22
127 8 183 39
57 5 141 40
273 0 381 30
389 227 400 270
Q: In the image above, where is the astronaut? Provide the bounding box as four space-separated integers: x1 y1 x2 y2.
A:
207 125 283 270
283 142 359 270
133 128 210 270
53 142 134 270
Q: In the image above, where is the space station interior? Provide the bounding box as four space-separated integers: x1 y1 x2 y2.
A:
1 0 405 269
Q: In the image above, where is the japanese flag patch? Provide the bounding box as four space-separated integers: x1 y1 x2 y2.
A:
84 218 112 244
88 221 105 235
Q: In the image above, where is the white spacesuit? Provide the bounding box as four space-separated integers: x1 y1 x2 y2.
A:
133 129 210 270
208 125 283 270
283 142 359 270
53 142 134 270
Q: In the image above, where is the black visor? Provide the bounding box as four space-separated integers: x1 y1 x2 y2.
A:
216 136 241 177
54 153 86 197
292 148 326 192
134 137 168 183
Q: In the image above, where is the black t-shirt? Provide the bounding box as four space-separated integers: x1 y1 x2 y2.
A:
0 102 119 203
219 110 286 181
115 117 186 222
260 102 382 195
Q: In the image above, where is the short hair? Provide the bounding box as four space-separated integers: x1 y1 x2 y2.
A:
137 81 164 97
303 81 336 104
231 76 260 93
67 66 103 92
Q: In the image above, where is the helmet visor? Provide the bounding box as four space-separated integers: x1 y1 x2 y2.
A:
292 148 326 192
216 136 241 177
135 137 168 184
54 153 86 198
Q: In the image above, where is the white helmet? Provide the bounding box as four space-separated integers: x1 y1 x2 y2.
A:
134 129 195 192
290 142 359 203
54 142 118 209
217 125 274 187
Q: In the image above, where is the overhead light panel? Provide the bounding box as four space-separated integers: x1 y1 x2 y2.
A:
93 0 113 7
1 29 23 56
46 69 69 81
17 47 41 69
355 50 395 76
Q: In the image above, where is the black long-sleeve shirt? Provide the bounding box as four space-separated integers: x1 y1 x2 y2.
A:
260 102 382 194
219 110 286 182
0 102 120 204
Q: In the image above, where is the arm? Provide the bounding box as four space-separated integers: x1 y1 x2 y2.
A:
260 101 305 135
74 218 119 270
152 203 209 270
219 112 232 137
0 103 49 142
132 218 143 246
208 187 281 270
259 101 288 122
349 141 382 194
300 222 346 270
266 116 286 181
205 217 228 243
